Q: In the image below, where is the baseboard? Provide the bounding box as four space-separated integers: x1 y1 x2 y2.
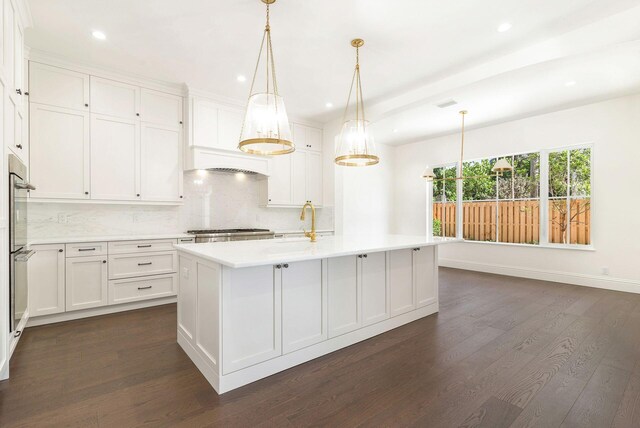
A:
440 258 640 294
26 296 177 327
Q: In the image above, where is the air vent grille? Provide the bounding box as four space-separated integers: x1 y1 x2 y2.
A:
435 99 458 108
207 168 258 175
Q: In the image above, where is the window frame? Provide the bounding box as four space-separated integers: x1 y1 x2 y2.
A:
428 142 594 250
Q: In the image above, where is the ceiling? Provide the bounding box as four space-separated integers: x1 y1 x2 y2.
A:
26 0 640 144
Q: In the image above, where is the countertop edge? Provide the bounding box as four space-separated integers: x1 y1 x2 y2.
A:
28 233 194 246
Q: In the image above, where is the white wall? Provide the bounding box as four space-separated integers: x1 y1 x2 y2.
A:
393 94 640 291
324 118 396 235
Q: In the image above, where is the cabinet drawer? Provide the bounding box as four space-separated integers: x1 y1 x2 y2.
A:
65 242 108 257
109 274 177 304
108 239 176 254
108 251 177 280
176 237 195 244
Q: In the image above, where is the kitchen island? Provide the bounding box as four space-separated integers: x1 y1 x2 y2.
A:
175 235 456 394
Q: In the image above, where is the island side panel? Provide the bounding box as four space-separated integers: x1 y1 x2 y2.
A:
415 246 438 308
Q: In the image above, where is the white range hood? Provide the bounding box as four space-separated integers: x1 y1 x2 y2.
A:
186 146 271 176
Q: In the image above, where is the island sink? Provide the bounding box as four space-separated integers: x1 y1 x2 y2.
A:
175 235 455 393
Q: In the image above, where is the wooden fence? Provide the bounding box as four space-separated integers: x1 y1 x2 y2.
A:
433 199 590 245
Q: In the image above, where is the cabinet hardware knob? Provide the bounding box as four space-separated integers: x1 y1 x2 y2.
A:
16 144 22 149
363 254 368 258
179 121 183 124
136 193 140 197
103 260 107 263
275 264 282 269
16 88 21 95
85 191 89 195
136 113 140 117
14 330 22 337
180 195 183 198
24 91 29 96
358 255 362 258
85 103 89 107
58 249 63 253
283 263 289 268
138 286 152 290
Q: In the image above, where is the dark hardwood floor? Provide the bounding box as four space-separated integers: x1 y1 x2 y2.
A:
2 267 640 427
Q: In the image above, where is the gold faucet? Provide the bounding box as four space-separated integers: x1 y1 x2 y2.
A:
300 201 317 242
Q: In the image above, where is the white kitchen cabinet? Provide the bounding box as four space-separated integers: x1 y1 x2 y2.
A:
109 274 177 305
282 260 325 354
29 62 90 111
265 148 323 207
190 97 243 151
141 88 182 127
3 0 14 93
389 248 415 317
6 84 27 162
306 151 323 205
292 123 322 152
178 255 197 342
222 264 281 374
28 244 65 316
13 15 23 106
361 252 389 326
291 150 307 206
29 103 90 199
90 114 140 200
65 255 108 311
414 247 437 308
265 153 292 205
90 76 139 119
140 122 182 201
327 255 360 338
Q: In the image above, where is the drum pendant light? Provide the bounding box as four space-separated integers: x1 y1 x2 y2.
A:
238 0 294 156
335 39 379 167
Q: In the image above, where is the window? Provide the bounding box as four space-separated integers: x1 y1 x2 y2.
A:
431 165 457 237
548 147 591 245
430 144 592 248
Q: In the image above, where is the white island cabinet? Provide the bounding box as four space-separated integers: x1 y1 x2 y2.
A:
175 235 455 394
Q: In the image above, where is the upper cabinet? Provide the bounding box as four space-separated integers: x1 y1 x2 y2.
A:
28 61 184 203
292 123 322 152
189 97 243 151
29 62 90 111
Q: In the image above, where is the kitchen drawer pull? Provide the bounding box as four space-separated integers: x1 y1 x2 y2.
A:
138 262 153 266
78 248 96 252
137 286 152 290
137 245 152 248
180 239 192 242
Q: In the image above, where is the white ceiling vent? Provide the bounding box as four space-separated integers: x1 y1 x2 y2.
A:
435 99 458 108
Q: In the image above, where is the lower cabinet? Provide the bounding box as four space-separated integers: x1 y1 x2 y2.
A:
28 244 66 316
389 248 415 317
65 255 108 311
361 252 389 326
327 256 360 338
414 247 437 308
108 274 177 305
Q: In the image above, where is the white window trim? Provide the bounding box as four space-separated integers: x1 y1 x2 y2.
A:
428 142 594 249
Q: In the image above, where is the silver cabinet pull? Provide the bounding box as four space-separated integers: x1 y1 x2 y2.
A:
137 286 152 290
78 248 96 252
138 262 153 266
137 245 152 248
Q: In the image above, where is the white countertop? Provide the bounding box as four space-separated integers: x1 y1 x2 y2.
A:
29 233 194 245
175 235 460 268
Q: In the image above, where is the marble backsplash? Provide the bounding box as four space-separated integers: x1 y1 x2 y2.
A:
27 170 333 239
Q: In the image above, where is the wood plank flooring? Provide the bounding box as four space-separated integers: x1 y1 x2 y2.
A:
2 267 640 427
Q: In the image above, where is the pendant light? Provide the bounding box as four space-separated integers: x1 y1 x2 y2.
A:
238 0 294 156
335 39 379 167
423 111 513 181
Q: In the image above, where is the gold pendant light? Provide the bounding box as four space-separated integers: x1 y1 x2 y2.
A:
238 0 294 156
423 110 513 181
335 39 379 167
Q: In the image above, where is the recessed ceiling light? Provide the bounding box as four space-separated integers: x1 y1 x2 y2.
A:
236 75 247 83
92 30 106 40
325 102 333 108
497 23 512 33
565 80 577 87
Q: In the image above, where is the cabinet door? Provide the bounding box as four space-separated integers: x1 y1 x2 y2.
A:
222 265 281 374
327 256 360 338
28 244 65 316
291 150 307 206
29 62 90 111
13 17 23 105
90 114 140 200
4 0 14 92
414 247 437 308
90 77 139 119
217 107 243 151
292 123 306 149
140 88 182 127
389 249 415 317
140 122 182 201
267 154 292 205
282 260 325 354
306 151 323 206
192 97 218 148
361 252 388 326
66 255 108 311
30 103 91 199
306 127 323 152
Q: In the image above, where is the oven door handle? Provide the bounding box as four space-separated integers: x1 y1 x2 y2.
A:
15 249 36 262
14 182 36 191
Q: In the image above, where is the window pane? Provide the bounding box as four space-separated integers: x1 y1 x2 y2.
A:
433 167 444 202
497 157 513 200
569 148 591 197
570 198 591 245
498 200 540 244
549 198 568 244
442 166 457 237
549 150 568 198
463 159 496 242
513 152 540 199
